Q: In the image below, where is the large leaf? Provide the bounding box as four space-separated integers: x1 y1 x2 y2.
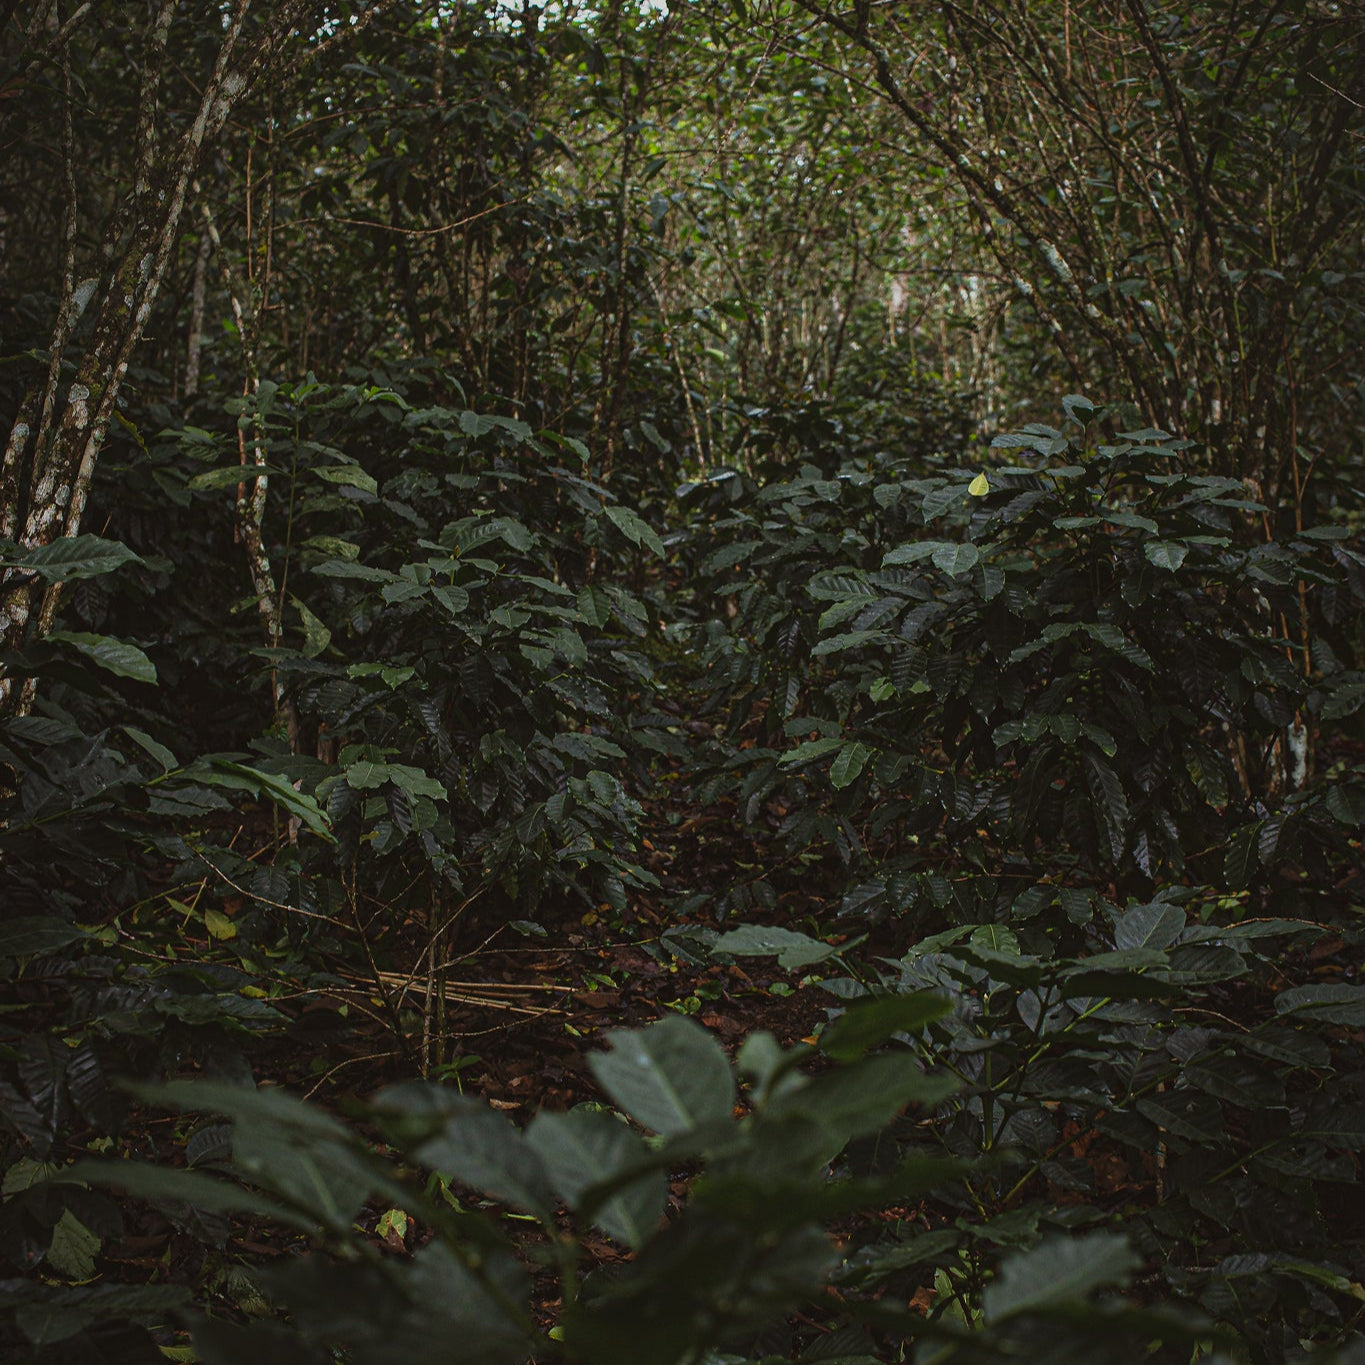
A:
982 1232 1139 1321
44 1208 100 1281
811 630 889 657
0 917 88 957
604 504 666 558
1135 1091 1225 1143
590 1017 734 1137
376 1085 555 1219
931 542 980 577
819 992 951 1063
0 534 142 581
1274 983 1365 1027
829 741 871 790
231 1125 382 1232
1144 540 1188 571
312 464 378 494
1113 902 1186 951
713 924 839 970
779 736 844 767
525 1108 666 1248
47 631 156 684
1224 822 1262 890
193 760 333 841
63 1160 298 1225
122 1081 387 1232
765 1052 956 1145
15 1284 189 1348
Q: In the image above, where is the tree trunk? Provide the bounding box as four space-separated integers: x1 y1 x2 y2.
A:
0 0 399 716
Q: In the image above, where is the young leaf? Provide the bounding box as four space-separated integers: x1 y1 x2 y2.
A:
290 595 332 657
205 907 238 941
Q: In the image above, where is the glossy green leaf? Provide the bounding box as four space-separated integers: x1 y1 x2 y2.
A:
779 736 845 766
1275 983 1365 1026
1144 540 1188 571
198 760 333 840
313 464 378 494
1114 902 1186 951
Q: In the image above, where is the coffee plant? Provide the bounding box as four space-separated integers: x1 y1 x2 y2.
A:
2 2 1362 1361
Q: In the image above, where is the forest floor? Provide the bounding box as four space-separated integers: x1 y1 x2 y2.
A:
29 740 1363 1349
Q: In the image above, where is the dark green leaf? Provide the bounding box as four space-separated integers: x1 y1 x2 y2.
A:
604 504 666 558
1275 983 1365 1026
931 542 980 578
380 1087 555 1219
526 1108 665 1248
47 631 156 683
829 741 871 790
0 917 88 957
819 992 951 1063
1113 903 1186 951
983 1233 1138 1321
0 534 142 581
1144 541 1188 571
1224 823 1261 890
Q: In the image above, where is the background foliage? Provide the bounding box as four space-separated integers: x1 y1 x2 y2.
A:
1 1 1362 1362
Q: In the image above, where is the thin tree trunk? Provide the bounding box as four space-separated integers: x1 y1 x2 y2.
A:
184 227 213 399
0 0 342 716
